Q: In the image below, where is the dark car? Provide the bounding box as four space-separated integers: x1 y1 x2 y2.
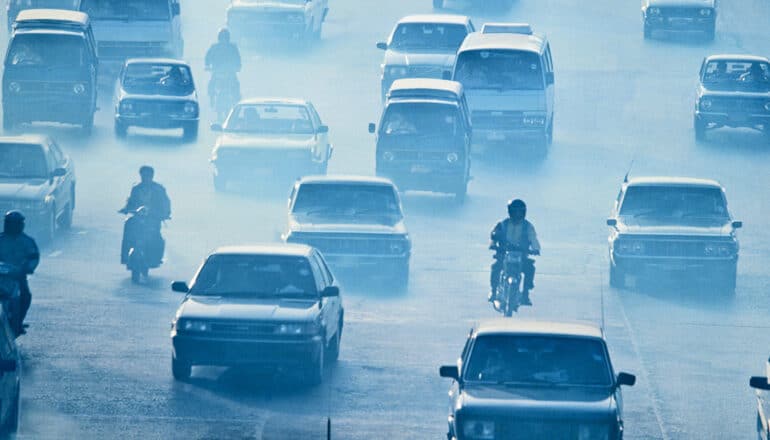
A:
642 0 716 40
694 55 770 142
0 135 76 244
750 359 770 440
114 58 199 141
439 319 635 440
3 9 98 133
283 175 411 290
370 78 472 202
606 176 741 293
170 244 343 385
6 0 79 32
0 306 20 434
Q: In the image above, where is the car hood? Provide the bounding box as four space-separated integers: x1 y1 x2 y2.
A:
289 216 408 234
178 295 319 321
0 179 49 200
458 384 615 419
466 89 546 112
229 1 306 13
384 50 456 68
648 0 714 7
91 20 172 44
617 217 733 236
214 133 316 151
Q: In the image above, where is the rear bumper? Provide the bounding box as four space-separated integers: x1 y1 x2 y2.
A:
323 254 409 272
695 111 770 129
172 333 323 367
228 16 307 39
473 127 547 144
644 16 715 32
117 115 197 129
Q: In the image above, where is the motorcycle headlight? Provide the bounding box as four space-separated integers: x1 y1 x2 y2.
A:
184 102 197 114
73 83 86 95
578 424 610 440
286 13 304 23
700 98 712 110
387 66 408 77
699 8 712 16
181 319 209 332
648 7 661 15
446 152 459 163
462 420 495 440
8 82 20 93
523 114 546 126
382 151 395 161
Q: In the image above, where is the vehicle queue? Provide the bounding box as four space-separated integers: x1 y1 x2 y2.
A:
0 0 765 437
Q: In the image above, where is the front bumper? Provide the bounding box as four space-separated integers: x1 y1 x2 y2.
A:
612 253 737 277
172 333 323 367
645 15 714 32
695 111 770 129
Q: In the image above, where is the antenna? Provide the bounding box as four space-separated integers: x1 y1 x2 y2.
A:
623 158 635 183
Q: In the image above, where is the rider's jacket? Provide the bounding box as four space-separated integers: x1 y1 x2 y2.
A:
0 232 39 277
490 218 540 254
121 181 171 222
204 42 242 75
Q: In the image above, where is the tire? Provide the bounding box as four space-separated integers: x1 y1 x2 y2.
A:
705 24 715 41
433 0 443 9
609 263 625 289
182 122 198 142
326 328 340 363
115 120 128 138
694 115 707 141
304 346 324 386
131 269 141 284
172 355 191 381
643 24 652 40
503 283 515 317
60 203 73 230
717 263 737 295
3 384 18 432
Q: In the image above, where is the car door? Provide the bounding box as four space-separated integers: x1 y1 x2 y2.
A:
307 103 331 164
310 251 339 338
48 141 74 214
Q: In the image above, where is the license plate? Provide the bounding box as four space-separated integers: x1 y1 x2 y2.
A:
410 165 431 174
486 132 505 141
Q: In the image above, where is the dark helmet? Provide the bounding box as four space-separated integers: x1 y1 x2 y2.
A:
3 210 25 235
507 199 527 219
218 27 231 43
139 165 154 181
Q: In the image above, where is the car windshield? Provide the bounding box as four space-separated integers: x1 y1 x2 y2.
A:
0 143 48 179
455 50 544 90
292 183 402 219
381 102 461 139
80 0 170 20
224 104 315 134
701 60 770 92
619 186 729 220
190 254 318 298
6 34 85 67
122 63 194 96
390 23 468 51
464 335 613 387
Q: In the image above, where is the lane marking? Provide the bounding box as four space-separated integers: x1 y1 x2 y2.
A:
48 250 62 258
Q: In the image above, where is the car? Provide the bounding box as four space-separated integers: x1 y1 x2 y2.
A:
114 58 199 141
694 55 770 142
642 0 716 40
3 9 98 133
439 319 635 440
369 79 472 201
0 135 76 244
283 176 411 289
376 14 474 101
79 0 183 78
170 244 343 385
5 0 79 33
226 0 329 43
606 176 742 292
750 359 770 440
0 306 20 434
451 23 554 153
210 98 332 191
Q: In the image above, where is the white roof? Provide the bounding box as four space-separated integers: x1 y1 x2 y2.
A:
297 175 396 187
626 176 723 188
212 244 313 257
397 14 471 26
459 31 546 54
475 319 604 339
388 78 463 99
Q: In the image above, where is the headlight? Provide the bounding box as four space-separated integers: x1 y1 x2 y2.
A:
523 114 546 126
73 83 86 95
389 240 408 254
181 320 209 332
699 8 712 16
715 243 735 257
648 7 661 15
286 13 304 23
764 102 770 111
462 420 495 440
617 240 645 255
8 82 20 93
387 66 408 77
184 102 197 114
700 98 712 110
446 152 459 163
120 101 134 113
382 151 395 161
276 323 306 335
578 424 610 440
704 243 715 256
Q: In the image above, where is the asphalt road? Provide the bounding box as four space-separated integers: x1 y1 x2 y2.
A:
3 0 770 438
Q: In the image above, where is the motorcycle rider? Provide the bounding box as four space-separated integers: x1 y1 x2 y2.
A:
119 166 171 268
489 199 540 306
204 28 242 108
0 211 40 334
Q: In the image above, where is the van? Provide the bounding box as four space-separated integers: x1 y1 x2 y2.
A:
5 0 79 32
451 23 554 152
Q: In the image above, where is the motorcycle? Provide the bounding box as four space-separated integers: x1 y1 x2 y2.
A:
120 208 165 284
208 70 240 122
0 263 22 336
492 246 533 317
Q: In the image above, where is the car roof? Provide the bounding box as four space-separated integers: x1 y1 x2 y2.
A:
212 244 314 258
459 29 546 54
0 134 52 148
626 176 723 188
236 97 310 106
15 8 88 25
475 319 604 339
388 78 463 100
704 54 770 64
297 175 396 187
396 14 471 26
125 58 190 67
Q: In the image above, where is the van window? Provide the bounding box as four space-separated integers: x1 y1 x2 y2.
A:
381 102 461 138
80 0 170 21
455 50 544 90
7 34 85 67
390 23 468 52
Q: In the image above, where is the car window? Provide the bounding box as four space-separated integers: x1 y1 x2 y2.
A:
122 63 194 96
0 143 49 179
455 50 544 91
701 60 770 92
381 102 461 139
80 0 171 20
619 186 728 220
224 104 315 134
7 34 86 67
50 142 65 167
292 183 403 221
390 23 468 51
308 253 326 291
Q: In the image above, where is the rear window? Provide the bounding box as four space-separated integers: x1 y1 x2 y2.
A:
6 33 85 67
0 143 48 179
224 104 314 134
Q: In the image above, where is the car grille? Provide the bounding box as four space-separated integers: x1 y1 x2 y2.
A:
407 65 444 78
472 110 525 129
15 81 78 95
209 320 278 337
659 7 703 18
463 418 610 439
616 236 736 258
98 41 169 59
707 97 768 113
288 233 408 256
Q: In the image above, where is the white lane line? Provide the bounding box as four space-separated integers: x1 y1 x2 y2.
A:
48 250 62 258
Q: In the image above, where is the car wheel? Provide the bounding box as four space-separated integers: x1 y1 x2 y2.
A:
705 24 716 41
643 24 652 40
60 202 73 230
172 355 192 381
3 384 19 432
694 115 707 141
183 122 198 142
313 23 322 40
304 346 324 386
717 263 737 295
609 263 625 289
114 120 128 138
40 208 56 245
391 262 409 291
326 328 340 363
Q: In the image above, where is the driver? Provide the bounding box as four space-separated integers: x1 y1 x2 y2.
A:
489 199 540 306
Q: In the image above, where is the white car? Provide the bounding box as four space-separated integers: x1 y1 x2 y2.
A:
227 0 329 42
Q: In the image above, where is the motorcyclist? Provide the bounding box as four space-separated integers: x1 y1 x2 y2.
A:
204 28 242 108
0 211 40 334
489 199 540 306
119 166 170 268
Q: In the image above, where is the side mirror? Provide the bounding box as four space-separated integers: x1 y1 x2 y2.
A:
606 218 617 227
545 72 555 85
751 376 770 390
442 70 452 80
321 286 339 297
0 359 16 373
616 372 636 387
368 123 376 134
51 167 67 177
317 125 329 134
171 3 180 15
376 42 387 50
210 123 223 132
439 365 459 380
171 281 189 293
732 220 743 229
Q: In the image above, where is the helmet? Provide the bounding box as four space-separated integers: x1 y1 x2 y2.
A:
3 211 25 235
507 199 526 220
218 27 231 43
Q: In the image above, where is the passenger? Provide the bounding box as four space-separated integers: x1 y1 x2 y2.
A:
739 63 769 85
384 111 416 134
489 199 540 306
